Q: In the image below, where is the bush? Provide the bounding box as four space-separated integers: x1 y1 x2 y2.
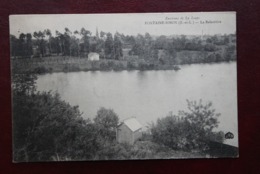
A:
113 62 125 71
215 53 223 62
127 61 136 70
12 73 99 161
224 45 236 61
94 107 119 143
151 114 191 150
33 66 49 74
13 90 99 161
99 61 110 70
63 64 80 72
96 141 168 160
206 53 216 63
151 100 224 151
204 43 217 52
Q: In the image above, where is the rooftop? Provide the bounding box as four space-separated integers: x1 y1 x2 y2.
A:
119 117 142 132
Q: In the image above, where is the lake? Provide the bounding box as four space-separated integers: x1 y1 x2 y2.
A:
36 62 238 147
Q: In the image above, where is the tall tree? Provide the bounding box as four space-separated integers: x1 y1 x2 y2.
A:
74 30 81 57
80 28 91 57
113 32 123 60
33 31 46 57
18 33 26 57
10 35 19 58
25 33 33 57
55 31 65 56
44 29 52 55
94 107 119 143
64 27 72 57
104 32 114 59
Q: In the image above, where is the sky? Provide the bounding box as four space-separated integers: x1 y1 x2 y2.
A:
9 12 236 37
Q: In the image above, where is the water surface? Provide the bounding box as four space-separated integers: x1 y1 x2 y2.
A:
37 62 238 146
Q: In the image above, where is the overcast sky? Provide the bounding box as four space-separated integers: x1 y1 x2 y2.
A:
10 12 236 37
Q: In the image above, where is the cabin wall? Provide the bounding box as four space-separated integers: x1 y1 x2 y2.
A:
117 124 134 144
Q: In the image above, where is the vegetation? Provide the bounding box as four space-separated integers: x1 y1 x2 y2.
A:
10 27 236 73
151 100 225 152
12 71 225 161
12 72 96 161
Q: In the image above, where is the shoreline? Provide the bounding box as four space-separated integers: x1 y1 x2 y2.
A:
11 56 236 75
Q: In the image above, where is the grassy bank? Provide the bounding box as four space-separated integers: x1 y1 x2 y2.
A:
11 56 181 74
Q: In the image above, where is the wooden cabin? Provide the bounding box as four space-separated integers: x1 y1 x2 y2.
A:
116 118 142 145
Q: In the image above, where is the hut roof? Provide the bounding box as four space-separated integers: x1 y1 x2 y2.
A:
119 118 142 132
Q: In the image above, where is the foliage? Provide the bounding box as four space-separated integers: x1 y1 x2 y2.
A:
95 140 205 160
104 32 114 59
12 72 37 95
33 31 47 57
13 90 99 161
224 45 237 61
63 64 80 72
12 73 99 161
12 72 226 161
127 61 136 70
151 100 224 151
10 33 33 58
114 32 123 60
33 66 51 74
10 27 236 67
204 43 217 52
94 107 119 143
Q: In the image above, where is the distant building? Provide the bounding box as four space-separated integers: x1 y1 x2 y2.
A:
88 52 99 61
122 48 131 57
116 117 142 145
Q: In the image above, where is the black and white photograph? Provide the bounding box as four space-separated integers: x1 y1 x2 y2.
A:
10 12 238 162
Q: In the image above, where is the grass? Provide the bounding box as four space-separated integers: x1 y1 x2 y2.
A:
12 56 181 74
98 140 207 160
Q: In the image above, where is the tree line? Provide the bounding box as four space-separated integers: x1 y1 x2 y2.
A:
10 28 236 65
10 28 124 60
13 71 225 161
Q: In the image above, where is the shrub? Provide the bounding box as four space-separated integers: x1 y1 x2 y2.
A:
151 100 224 151
63 64 80 72
99 61 110 70
204 43 217 52
127 61 136 70
113 62 125 71
12 73 99 161
33 66 48 74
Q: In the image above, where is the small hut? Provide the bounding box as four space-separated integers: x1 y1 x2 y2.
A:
88 52 99 61
116 117 142 145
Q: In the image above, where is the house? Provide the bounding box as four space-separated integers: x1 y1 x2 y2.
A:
116 117 142 145
88 52 99 61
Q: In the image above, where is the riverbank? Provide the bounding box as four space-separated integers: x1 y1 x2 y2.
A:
12 56 181 74
11 49 236 74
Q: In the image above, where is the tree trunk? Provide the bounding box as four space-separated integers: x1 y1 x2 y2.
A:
49 38 52 56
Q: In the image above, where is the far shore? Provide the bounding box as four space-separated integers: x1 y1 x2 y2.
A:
11 55 238 75
12 56 182 74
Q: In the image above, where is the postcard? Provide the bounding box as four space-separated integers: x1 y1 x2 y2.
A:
10 12 238 162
